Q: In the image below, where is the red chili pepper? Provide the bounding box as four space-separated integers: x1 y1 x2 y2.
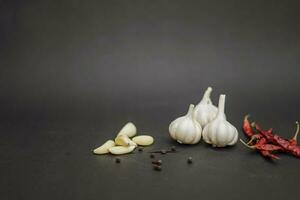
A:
257 137 267 145
240 139 283 151
244 122 268 145
255 124 276 143
242 117 300 159
240 139 281 159
242 115 263 145
247 133 264 145
260 150 280 160
256 138 280 159
256 122 300 157
242 115 255 137
273 135 300 157
256 144 283 151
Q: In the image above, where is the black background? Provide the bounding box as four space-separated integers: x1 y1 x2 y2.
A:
1 0 300 199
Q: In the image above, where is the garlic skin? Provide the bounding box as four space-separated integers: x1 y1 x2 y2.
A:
169 104 202 144
193 87 219 127
202 95 238 147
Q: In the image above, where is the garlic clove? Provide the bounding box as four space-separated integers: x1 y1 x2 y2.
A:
117 122 137 138
115 134 137 147
169 117 184 140
93 140 115 154
191 123 202 144
109 145 136 155
227 123 239 146
169 104 202 144
132 135 154 146
202 129 211 144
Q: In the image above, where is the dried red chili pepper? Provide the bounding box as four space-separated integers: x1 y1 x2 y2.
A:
240 139 283 151
256 137 267 145
273 135 300 157
241 116 300 159
255 124 276 143
256 137 281 159
242 116 263 145
242 115 254 138
256 122 300 157
241 134 280 160
256 138 273 158
240 139 281 159
244 122 267 144
260 150 280 160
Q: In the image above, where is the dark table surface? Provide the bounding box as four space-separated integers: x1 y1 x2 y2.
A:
1 0 300 199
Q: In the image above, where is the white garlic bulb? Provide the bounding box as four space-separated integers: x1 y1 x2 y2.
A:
202 94 238 147
169 104 202 144
193 87 218 127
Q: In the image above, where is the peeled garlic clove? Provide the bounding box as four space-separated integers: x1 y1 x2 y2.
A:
169 104 202 144
202 94 238 147
93 140 115 154
108 145 136 155
117 122 137 138
193 87 219 127
115 134 137 147
132 135 154 146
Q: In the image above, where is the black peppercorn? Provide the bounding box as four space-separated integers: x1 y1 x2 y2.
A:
115 158 121 163
152 160 162 165
187 157 193 164
138 147 143 152
153 165 162 171
150 153 155 158
161 149 167 154
171 146 176 152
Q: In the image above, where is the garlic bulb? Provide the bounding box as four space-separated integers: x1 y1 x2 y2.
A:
193 87 218 127
169 104 202 144
202 95 238 147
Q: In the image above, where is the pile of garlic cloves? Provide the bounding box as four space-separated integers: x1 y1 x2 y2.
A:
169 87 238 147
93 122 154 155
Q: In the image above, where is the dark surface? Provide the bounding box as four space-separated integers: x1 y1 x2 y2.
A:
1 0 300 199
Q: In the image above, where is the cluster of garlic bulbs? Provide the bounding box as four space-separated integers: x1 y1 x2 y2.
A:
169 87 238 147
93 122 154 155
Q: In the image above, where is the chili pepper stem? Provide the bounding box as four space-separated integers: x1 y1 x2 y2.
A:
291 121 299 142
246 136 256 145
244 115 250 121
240 139 255 149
